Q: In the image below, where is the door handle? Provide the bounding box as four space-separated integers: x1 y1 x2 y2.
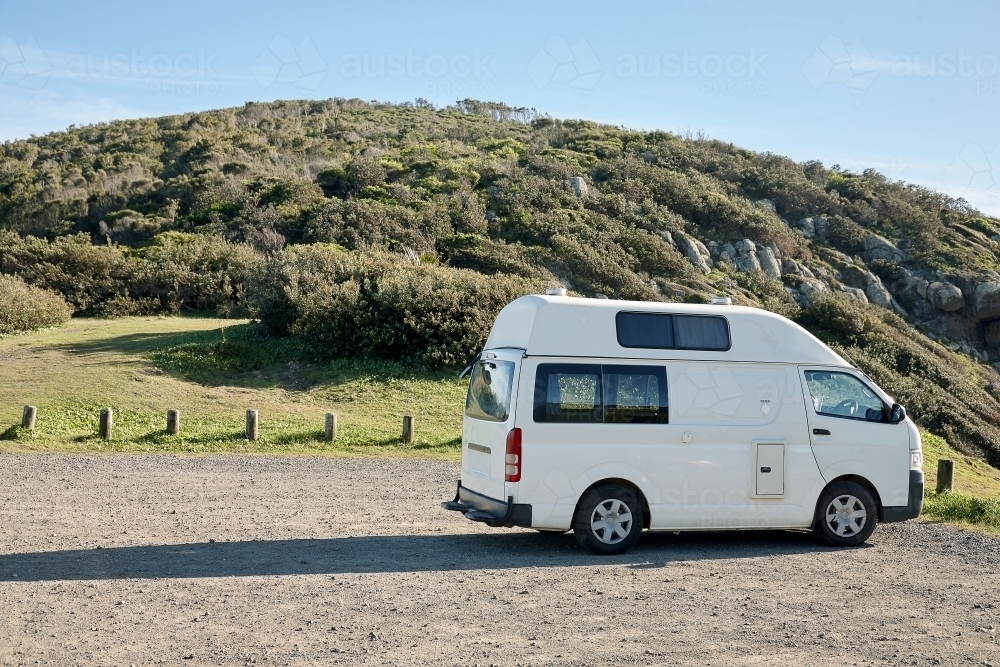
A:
813 428 831 436
760 466 771 473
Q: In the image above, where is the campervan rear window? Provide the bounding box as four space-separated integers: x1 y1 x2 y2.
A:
616 312 730 351
465 360 516 422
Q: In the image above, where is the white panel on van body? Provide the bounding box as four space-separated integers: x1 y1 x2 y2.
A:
799 366 910 508
460 349 523 503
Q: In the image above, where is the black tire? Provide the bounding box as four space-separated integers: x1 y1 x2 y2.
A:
573 485 644 555
814 480 878 547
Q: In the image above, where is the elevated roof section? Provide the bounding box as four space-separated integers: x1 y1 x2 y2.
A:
484 295 850 367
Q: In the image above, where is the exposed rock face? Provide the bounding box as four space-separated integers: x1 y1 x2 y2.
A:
757 245 782 280
840 285 869 303
861 234 904 262
795 216 828 239
927 282 965 312
973 282 1000 319
863 271 893 309
677 233 713 274
734 239 762 273
659 230 675 247
719 242 737 263
567 176 589 197
796 278 828 306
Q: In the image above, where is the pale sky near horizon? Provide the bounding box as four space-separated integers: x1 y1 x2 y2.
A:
1 0 998 215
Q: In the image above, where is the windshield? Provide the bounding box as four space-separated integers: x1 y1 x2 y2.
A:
465 360 516 422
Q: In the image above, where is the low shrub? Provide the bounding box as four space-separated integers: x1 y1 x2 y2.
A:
923 491 1000 531
0 273 72 334
247 244 544 366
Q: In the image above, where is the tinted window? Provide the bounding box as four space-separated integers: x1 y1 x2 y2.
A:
804 371 887 422
533 364 603 423
616 312 674 348
616 312 730 351
533 363 669 424
465 360 516 422
673 315 730 350
603 365 669 424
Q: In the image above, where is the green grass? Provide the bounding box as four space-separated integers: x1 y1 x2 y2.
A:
0 316 466 457
920 431 1000 533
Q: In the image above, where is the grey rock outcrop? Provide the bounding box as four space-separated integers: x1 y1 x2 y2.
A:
757 245 782 280
839 285 869 303
734 239 762 273
927 282 964 312
677 233 713 274
796 216 828 239
973 282 1000 319
861 234 904 263
659 230 675 247
863 271 893 309
796 278 828 306
567 176 589 197
719 242 737 264
985 321 1000 347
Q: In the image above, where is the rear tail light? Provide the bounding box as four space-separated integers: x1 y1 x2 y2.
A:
505 427 522 482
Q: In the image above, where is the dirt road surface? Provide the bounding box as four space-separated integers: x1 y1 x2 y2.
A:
1 455 999 666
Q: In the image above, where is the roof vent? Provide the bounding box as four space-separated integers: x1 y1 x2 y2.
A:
711 295 732 305
545 287 567 296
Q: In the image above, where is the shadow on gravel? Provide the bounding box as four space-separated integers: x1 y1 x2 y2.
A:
0 530 836 582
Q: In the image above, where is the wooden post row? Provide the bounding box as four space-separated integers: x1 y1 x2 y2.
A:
99 408 113 440
22 405 36 431
936 459 954 494
325 413 338 442
246 410 259 441
166 409 180 435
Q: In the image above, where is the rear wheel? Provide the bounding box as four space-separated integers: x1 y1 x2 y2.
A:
573 485 643 555
814 480 878 546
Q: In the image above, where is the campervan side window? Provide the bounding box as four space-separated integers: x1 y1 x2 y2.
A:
603 365 669 424
615 312 730 351
533 364 603 423
533 363 669 424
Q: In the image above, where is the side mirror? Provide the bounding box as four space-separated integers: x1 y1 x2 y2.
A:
890 403 906 424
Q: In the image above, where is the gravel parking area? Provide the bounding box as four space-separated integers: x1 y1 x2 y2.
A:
1 454 999 666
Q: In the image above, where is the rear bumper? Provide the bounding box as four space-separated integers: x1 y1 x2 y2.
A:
441 481 532 528
882 470 924 523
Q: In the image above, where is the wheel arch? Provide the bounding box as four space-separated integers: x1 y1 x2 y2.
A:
577 478 652 529
819 474 884 524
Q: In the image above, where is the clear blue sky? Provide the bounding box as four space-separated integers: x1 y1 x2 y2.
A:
2 0 998 214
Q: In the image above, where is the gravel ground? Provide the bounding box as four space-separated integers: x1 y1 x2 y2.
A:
1 454 999 667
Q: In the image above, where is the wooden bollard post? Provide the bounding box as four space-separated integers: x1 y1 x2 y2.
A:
246 410 259 441
937 459 954 494
402 415 415 444
99 408 113 441
324 413 338 442
166 409 180 435
21 405 36 431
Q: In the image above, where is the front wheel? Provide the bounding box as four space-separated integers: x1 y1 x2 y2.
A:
573 485 643 555
814 481 878 546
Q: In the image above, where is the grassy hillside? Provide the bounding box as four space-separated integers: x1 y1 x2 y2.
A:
0 316 465 456
1 98 999 463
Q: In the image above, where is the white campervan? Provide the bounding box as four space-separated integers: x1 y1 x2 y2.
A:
443 294 924 555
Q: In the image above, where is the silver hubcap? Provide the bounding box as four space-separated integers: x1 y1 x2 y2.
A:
590 499 633 544
825 494 867 537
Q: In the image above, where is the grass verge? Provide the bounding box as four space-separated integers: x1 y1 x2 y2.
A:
920 431 1000 533
0 316 465 457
